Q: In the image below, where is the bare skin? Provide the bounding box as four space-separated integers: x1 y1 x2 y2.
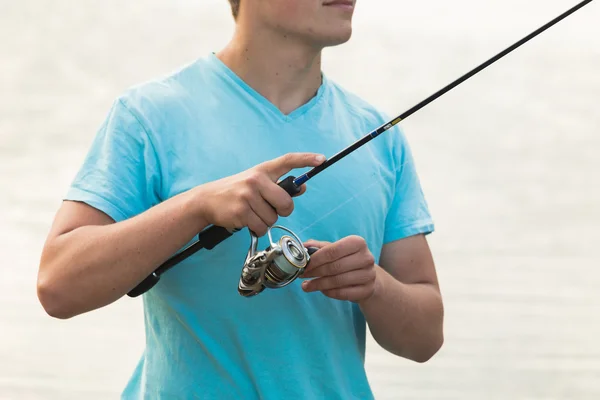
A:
302 234 443 362
38 0 444 362
37 153 325 319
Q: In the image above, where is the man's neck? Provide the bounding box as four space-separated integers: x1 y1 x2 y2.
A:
216 24 324 116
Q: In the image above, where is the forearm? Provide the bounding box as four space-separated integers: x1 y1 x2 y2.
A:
38 188 208 318
359 266 444 362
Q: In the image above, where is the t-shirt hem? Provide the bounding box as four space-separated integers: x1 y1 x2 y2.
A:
383 220 435 244
64 186 130 223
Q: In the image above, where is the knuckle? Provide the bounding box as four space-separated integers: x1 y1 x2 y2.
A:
330 260 344 276
279 153 294 166
333 289 348 301
233 221 244 231
249 222 266 237
278 197 294 216
363 269 376 283
245 172 261 186
303 153 314 163
368 266 377 279
233 202 249 218
326 246 340 262
332 274 344 287
266 213 278 227
349 235 366 248
238 187 253 202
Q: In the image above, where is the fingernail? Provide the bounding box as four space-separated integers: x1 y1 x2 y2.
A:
302 281 309 290
315 155 326 162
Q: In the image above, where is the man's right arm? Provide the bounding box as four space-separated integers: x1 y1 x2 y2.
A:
37 187 210 320
37 152 325 319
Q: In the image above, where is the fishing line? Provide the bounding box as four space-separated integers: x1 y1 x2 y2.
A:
293 162 411 237
128 0 595 298
294 180 383 237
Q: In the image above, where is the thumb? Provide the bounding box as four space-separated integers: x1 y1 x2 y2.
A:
259 152 326 181
303 239 330 249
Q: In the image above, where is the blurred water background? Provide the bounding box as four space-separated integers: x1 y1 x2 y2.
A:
1 0 599 398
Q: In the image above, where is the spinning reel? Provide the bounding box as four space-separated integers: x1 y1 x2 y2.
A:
238 225 318 297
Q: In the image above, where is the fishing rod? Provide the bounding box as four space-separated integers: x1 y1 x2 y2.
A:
128 0 595 298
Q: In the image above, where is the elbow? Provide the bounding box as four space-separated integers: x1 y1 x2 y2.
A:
37 266 78 320
411 330 444 363
411 307 445 363
382 324 444 363
405 300 445 363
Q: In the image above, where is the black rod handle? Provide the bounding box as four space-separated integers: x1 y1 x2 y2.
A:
306 247 319 256
277 176 302 197
127 176 301 297
193 176 301 250
128 273 160 297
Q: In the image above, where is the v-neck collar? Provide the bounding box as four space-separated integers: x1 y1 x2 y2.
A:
206 52 327 123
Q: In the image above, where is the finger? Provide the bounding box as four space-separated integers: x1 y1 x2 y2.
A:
287 182 307 198
305 239 362 272
302 253 363 277
299 240 329 277
258 177 296 217
303 239 330 249
302 269 375 292
259 153 326 181
269 181 307 200
322 285 375 303
248 194 279 227
246 212 268 237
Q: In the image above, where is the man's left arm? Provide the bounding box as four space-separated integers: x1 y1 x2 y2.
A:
301 233 444 363
362 233 443 362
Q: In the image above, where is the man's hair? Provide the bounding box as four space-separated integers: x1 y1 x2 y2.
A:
228 0 240 19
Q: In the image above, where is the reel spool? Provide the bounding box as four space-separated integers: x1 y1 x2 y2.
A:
238 225 317 297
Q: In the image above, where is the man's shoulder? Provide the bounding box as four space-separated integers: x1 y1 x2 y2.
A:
105 56 223 138
325 77 391 128
116 58 207 116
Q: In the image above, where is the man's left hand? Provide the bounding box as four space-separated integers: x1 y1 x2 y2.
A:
301 235 379 303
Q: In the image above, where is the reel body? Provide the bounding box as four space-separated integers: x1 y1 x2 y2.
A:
238 225 317 297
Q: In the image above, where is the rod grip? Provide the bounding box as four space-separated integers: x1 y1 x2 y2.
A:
126 176 302 298
196 176 300 249
306 247 319 256
128 273 160 298
277 175 302 196
197 225 235 250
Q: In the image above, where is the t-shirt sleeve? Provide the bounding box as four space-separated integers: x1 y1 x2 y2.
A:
64 98 162 223
383 125 435 244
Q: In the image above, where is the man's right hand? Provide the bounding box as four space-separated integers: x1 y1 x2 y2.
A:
192 152 326 237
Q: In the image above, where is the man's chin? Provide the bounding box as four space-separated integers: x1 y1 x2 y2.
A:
313 29 353 48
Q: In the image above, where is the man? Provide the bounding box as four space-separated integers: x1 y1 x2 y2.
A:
37 0 444 398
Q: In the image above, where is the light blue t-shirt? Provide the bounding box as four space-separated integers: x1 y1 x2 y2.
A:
66 53 434 399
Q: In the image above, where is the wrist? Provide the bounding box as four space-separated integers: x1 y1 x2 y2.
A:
184 186 211 229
